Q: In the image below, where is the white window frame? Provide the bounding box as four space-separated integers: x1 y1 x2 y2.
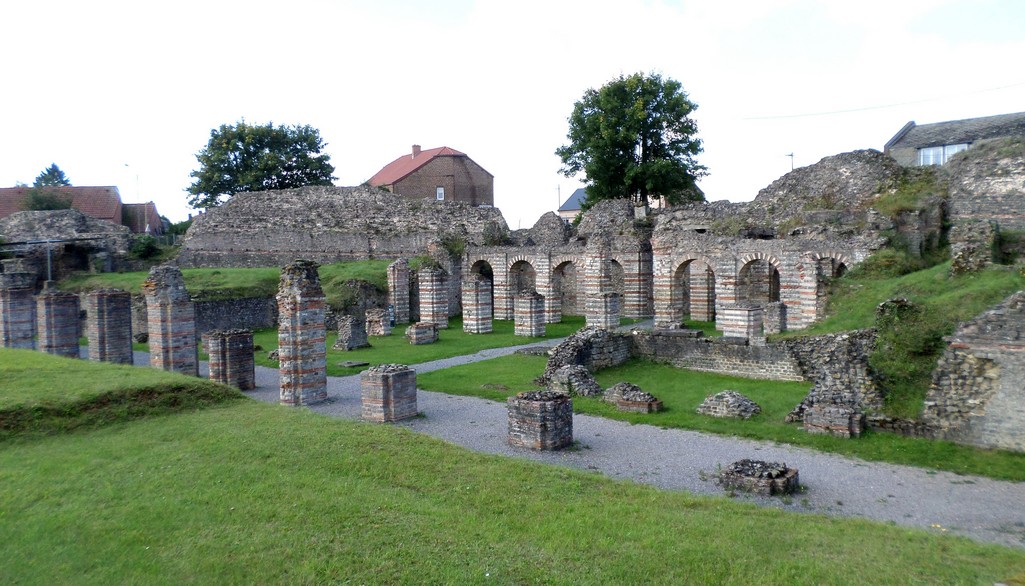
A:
436 187 445 201
918 143 969 166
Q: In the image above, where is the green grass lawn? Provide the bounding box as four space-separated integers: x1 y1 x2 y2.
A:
1 356 1023 584
418 356 1025 482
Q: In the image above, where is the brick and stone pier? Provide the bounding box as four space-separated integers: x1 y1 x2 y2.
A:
0 270 36 349
333 315 370 350
418 267 448 329
586 292 621 330
207 329 256 390
405 322 439 345
721 305 764 340
462 273 493 334
36 281 80 358
86 289 134 364
507 390 573 450
387 258 410 325
514 290 545 337
142 265 198 376
277 260 327 406
361 363 418 422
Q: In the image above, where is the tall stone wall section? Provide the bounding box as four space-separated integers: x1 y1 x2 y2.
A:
85 289 134 364
462 273 492 334
417 267 448 328
36 282 80 358
921 291 1025 452
387 259 410 325
142 265 198 376
514 290 545 337
277 260 327 406
0 271 36 349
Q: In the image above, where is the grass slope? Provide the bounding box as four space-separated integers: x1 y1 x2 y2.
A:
2 399 1023 584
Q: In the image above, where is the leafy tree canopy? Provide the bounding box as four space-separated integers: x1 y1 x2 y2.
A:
556 72 706 208
186 120 336 209
33 163 71 187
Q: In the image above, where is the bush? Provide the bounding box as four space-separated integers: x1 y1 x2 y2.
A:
21 187 72 211
130 236 161 260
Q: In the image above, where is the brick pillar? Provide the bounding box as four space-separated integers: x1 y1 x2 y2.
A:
36 281 80 358
86 289 133 364
207 329 256 390
387 258 410 325
507 391 573 450
763 301 787 335
690 265 716 322
142 265 198 376
418 267 448 329
586 292 621 330
361 363 418 422
462 273 493 334
721 305 764 340
514 290 545 337
619 249 653 319
652 252 675 327
0 271 36 349
277 260 327 406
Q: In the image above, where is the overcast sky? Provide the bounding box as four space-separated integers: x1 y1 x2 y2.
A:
2 0 1023 228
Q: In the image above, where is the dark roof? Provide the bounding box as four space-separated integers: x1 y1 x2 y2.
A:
123 202 163 234
885 111 1025 151
369 146 488 186
558 188 588 212
0 186 123 224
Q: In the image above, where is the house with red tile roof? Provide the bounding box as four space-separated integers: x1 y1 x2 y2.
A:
0 186 161 234
368 145 494 207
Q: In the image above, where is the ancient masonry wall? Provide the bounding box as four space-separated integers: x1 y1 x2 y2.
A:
277 260 327 406
360 363 418 422
462 273 493 334
365 308 391 336
0 271 36 349
720 305 765 340
207 329 256 390
631 331 806 381
142 265 198 376
417 267 448 328
36 282 80 358
515 290 545 337
85 289 133 364
387 259 410 324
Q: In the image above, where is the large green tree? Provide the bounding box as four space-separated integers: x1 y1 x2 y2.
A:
556 72 706 208
22 163 72 211
186 121 336 209
34 163 71 187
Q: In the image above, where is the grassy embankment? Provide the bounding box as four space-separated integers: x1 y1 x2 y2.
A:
2 350 1024 585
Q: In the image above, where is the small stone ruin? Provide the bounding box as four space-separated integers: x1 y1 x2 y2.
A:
365 308 391 336
507 390 573 450
333 315 370 351
405 322 438 345
718 459 800 496
547 364 603 397
603 382 663 413
361 363 418 422
696 391 762 419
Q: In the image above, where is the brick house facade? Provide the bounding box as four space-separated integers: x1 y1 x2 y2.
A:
368 145 494 206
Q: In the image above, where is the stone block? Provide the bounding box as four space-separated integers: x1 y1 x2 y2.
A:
333 314 370 350
361 363 418 422
86 289 133 364
365 308 391 336
207 329 256 390
514 290 545 337
36 282 80 358
507 391 573 450
718 460 800 496
405 322 439 345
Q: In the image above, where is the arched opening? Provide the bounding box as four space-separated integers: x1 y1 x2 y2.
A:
609 259 626 298
509 260 537 295
469 259 495 319
552 261 580 316
737 258 780 306
815 256 848 319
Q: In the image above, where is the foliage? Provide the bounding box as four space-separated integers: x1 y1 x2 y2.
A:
129 235 161 260
186 120 336 209
439 234 466 258
556 72 706 208
871 167 945 218
33 163 71 187
20 187 72 211
165 217 193 236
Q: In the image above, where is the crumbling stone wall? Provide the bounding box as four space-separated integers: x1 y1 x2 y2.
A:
630 330 805 381
0 209 132 276
538 326 632 385
922 291 1025 452
946 137 1025 232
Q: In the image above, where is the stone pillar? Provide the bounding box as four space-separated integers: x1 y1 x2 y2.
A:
0 271 36 349
763 301 787 335
277 260 327 406
207 329 255 390
86 289 133 364
36 281 80 358
721 305 764 340
365 308 391 336
386 258 410 325
515 290 546 337
507 391 573 450
417 267 448 329
690 266 715 322
652 253 675 327
462 273 493 334
333 315 370 350
492 264 513 321
141 265 198 376
586 292 621 330
361 363 418 422
619 249 653 319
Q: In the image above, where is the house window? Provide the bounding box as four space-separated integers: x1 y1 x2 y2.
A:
918 143 969 166
436 187 445 201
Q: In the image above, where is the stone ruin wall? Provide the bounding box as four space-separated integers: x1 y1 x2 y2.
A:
945 137 1025 232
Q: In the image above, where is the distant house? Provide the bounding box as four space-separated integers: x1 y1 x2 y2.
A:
122 202 165 235
884 111 1025 166
558 188 588 221
0 186 161 235
368 145 494 206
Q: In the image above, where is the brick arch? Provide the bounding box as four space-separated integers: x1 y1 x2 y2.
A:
669 255 718 275
737 251 783 269
804 250 853 268
508 257 538 295
736 252 782 305
550 256 583 318
664 255 718 324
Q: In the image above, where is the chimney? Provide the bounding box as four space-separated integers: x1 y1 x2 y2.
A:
412 144 421 158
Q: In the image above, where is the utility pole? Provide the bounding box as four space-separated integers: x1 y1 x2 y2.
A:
785 153 794 171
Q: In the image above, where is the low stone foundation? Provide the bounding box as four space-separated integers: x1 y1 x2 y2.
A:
718 460 800 496
507 391 573 450
696 391 762 419
405 322 439 345
804 403 865 438
547 365 603 397
361 363 418 422
207 329 256 390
